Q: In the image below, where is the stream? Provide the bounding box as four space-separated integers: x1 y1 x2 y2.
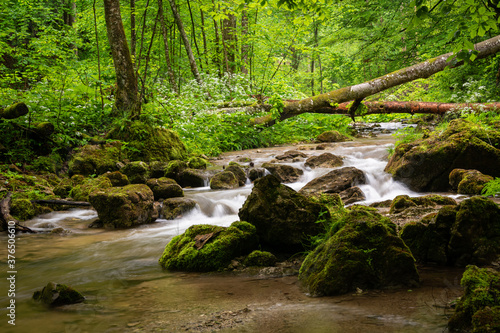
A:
0 124 464 333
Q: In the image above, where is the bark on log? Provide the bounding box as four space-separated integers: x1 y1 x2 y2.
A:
252 35 500 126
31 199 92 207
0 102 29 119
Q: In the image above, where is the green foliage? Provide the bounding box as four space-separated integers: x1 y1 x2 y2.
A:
482 178 500 197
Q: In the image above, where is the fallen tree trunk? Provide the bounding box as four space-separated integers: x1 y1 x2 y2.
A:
253 34 500 126
0 102 29 119
31 199 92 207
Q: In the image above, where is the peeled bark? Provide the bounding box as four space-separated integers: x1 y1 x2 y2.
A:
104 0 141 118
254 35 500 126
0 102 29 119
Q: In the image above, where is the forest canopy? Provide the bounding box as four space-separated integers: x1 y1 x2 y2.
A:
1 0 500 160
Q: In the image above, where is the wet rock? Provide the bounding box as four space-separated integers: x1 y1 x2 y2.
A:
210 171 240 190
448 266 500 332
299 208 419 296
120 161 149 184
243 250 278 267
146 177 183 200
299 167 366 196
68 142 122 177
400 196 500 266
248 168 266 182
449 168 494 195
274 150 308 162
315 130 351 143
225 164 247 186
261 163 304 183
89 184 156 229
161 197 197 220
178 168 208 188
339 186 366 205
10 198 35 221
316 143 334 150
304 153 343 169
164 160 188 180
33 282 85 307
149 161 170 178
238 175 329 252
385 119 500 191
389 194 457 214
102 171 130 187
159 221 259 271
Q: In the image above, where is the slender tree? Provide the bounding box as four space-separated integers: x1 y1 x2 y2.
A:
158 0 178 93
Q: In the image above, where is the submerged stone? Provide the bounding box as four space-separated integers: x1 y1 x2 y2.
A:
159 221 259 271
161 197 197 220
33 282 85 307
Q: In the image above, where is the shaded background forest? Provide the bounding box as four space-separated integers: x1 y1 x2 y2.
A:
1 0 500 161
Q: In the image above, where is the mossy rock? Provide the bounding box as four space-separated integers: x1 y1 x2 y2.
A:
187 156 208 169
149 161 170 178
390 194 456 214
261 163 304 183
448 266 500 332
102 171 130 187
159 221 259 272
299 167 366 196
10 198 35 221
161 197 196 220
120 161 149 184
305 153 343 169
299 216 419 296
33 282 85 307
243 250 278 267
225 164 247 186
385 119 500 191
107 121 187 162
449 168 494 195
210 171 239 190
88 184 156 229
448 196 500 266
68 142 122 177
146 177 183 200
164 160 188 179
69 176 112 202
238 175 329 252
178 168 207 188
315 130 351 143
248 168 266 182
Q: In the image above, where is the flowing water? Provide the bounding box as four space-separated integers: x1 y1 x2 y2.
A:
0 125 464 333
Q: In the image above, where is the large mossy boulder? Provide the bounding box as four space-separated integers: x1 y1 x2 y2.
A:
400 196 500 266
210 171 240 190
88 184 156 229
261 163 304 183
449 168 494 195
385 119 500 191
120 161 149 184
159 221 259 271
102 171 130 187
107 121 187 162
448 266 500 332
187 156 208 169
299 209 419 296
299 166 366 196
389 194 457 214
68 142 122 177
238 175 329 252
33 282 85 307
146 177 183 200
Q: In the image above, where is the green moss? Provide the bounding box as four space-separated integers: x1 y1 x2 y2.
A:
159 221 259 272
68 142 122 177
187 156 208 169
10 198 35 221
210 171 239 190
69 176 112 202
244 250 278 267
448 266 500 332
120 161 149 184
164 160 188 179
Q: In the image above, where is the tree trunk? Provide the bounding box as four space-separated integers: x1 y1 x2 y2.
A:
186 0 202 72
241 9 249 74
130 0 136 57
253 34 500 126
103 0 141 118
222 13 237 73
167 0 202 84
200 9 209 69
158 0 178 93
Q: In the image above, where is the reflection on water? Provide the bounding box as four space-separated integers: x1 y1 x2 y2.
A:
0 130 463 333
